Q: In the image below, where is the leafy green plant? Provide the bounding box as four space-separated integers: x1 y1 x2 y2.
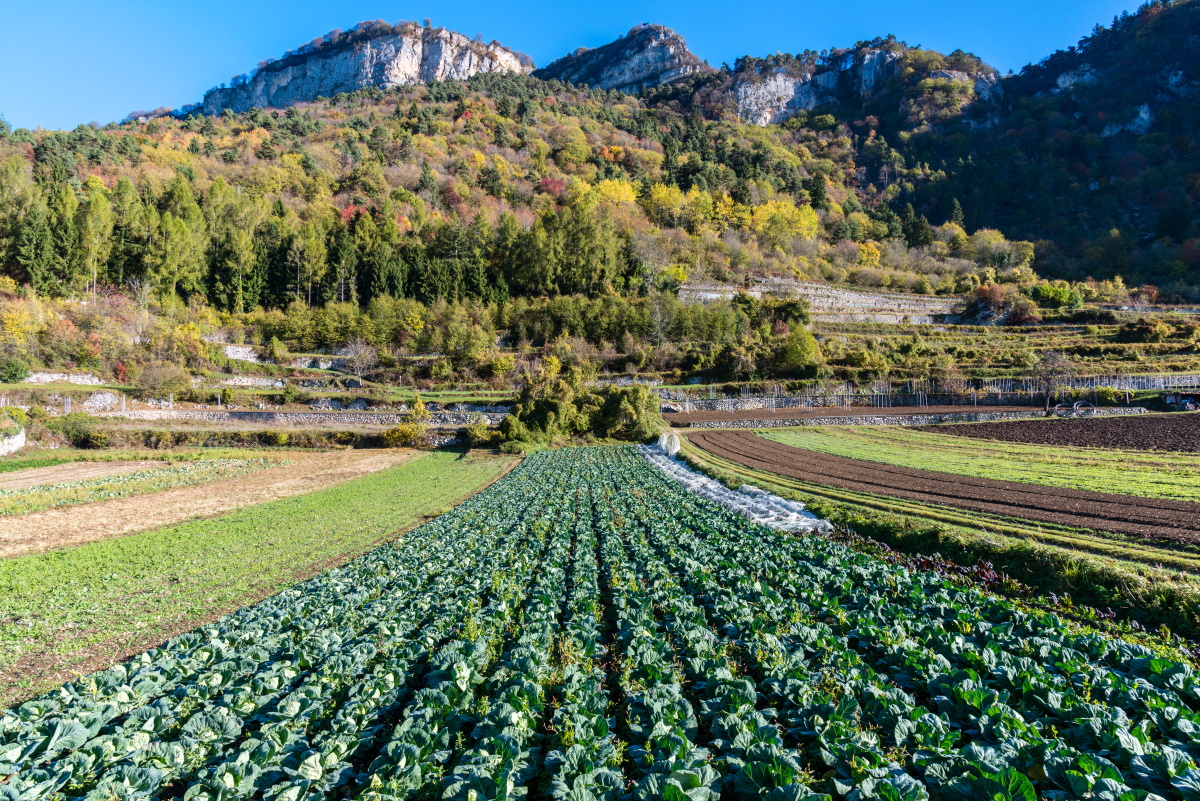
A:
0 359 29 384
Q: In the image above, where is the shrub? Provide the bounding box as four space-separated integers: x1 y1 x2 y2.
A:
1005 296 1041 326
137 362 192 398
0 358 29 384
383 422 426 448
1116 317 1174 343
47 413 96 447
465 417 499 448
2 406 28 427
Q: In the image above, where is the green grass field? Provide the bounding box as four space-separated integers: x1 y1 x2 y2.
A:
0 449 515 704
763 425 1200 501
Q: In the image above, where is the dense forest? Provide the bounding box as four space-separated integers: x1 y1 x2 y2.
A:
844 1 1200 294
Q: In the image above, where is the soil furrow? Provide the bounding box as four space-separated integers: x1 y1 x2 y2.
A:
688 430 1200 543
915 412 1200 452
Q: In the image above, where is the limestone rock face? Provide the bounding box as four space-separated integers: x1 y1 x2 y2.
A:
202 27 531 114
733 50 902 126
533 24 711 92
733 49 1002 127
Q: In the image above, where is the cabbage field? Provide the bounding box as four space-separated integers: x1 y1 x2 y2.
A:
3 446 1200 801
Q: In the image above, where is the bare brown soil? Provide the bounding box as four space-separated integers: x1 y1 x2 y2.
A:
0 450 416 558
915 412 1200 453
689 430 1200 543
0 461 167 490
664 405 1041 425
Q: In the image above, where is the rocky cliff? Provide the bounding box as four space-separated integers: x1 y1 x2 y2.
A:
533 24 711 92
731 48 1000 126
201 25 532 114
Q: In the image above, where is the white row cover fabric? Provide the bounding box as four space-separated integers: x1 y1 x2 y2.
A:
638 444 833 535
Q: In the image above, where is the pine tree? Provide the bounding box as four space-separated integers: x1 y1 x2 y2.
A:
416 162 438 198
949 198 965 227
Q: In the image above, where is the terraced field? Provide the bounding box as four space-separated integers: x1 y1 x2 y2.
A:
5 446 1200 801
762 425 1200 501
690 430 1200 543
916 412 1200 452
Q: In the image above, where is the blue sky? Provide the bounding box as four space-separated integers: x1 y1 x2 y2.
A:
1 0 1140 130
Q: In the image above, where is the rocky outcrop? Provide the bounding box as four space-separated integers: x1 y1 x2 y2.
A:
202 26 532 114
733 48 1000 126
533 24 711 92
0 428 24 457
1101 103 1154 138
733 50 901 126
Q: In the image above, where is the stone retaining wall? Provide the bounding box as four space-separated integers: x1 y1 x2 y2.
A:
95 409 503 427
685 407 1149 429
23 372 103 386
0 428 25 456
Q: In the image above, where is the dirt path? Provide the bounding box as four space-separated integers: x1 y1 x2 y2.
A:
0 450 418 558
689 430 1200 543
0 461 168 490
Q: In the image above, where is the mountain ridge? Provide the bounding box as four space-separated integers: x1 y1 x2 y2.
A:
196 21 533 116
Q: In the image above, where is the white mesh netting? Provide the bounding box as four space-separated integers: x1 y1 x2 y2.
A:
638 444 833 535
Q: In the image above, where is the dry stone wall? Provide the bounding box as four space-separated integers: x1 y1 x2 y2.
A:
685 407 1149 429
97 409 503 427
22 373 103 386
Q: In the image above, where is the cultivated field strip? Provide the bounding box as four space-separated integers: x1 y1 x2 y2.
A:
917 413 1200 453
4 446 1200 801
690 430 1200 542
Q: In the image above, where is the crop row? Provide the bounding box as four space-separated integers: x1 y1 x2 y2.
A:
3 446 1199 801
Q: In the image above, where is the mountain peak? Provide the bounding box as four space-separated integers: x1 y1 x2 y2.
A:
200 22 533 115
533 24 712 92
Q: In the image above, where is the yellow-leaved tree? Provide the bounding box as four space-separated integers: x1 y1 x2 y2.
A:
750 199 819 249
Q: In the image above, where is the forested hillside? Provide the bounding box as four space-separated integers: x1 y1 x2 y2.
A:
0 4 1196 396
0 73 1040 312
877 0 1200 293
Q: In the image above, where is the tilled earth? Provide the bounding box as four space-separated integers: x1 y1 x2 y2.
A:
913 412 1200 452
689 429 1200 543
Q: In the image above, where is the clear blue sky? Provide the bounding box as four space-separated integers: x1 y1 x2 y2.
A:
1 0 1140 130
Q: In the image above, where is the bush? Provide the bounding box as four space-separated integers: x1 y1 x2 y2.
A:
47 413 96 447
465 417 499 448
0 358 29 384
267 336 289 362
2 406 28 427
137 362 192 397
1116 317 1175 343
383 422 426 448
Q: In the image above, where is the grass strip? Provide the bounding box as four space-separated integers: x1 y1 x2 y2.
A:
0 458 72 475
0 448 516 705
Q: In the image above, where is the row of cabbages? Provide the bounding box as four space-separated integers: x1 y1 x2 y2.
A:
4 446 1200 801
639 443 833 534
0 454 574 801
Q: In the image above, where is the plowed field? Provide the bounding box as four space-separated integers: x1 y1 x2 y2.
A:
916 412 1200 451
689 429 1200 543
